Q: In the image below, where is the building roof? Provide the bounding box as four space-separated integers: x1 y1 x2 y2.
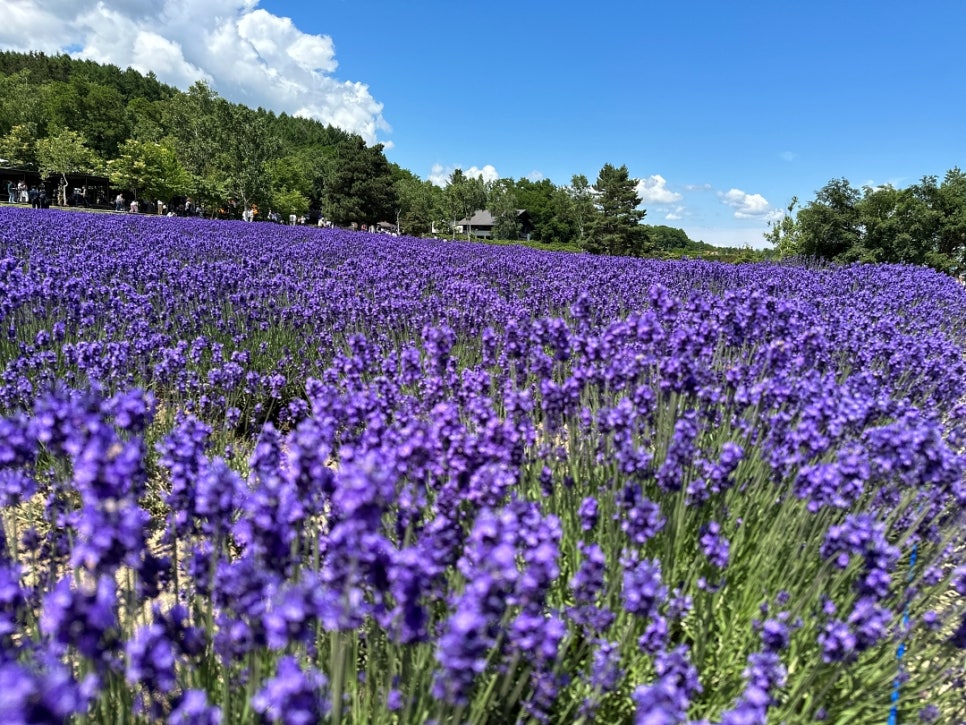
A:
457 209 528 227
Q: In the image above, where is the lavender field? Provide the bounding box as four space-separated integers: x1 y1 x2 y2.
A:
1 205 965 724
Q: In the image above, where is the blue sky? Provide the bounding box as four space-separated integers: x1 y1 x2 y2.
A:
3 1 964 247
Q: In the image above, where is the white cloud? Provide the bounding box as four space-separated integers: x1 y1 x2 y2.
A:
636 174 682 204
428 163 500 186
428 164 451 187
464 165 499 183
779 151 797 162
665 206 686 221
0 1 388 143
526 170 545 182
719 188 781 220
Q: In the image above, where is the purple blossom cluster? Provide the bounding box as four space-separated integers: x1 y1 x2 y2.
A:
1 206 966 722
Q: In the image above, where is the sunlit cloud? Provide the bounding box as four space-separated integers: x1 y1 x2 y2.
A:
428 163 500 186
636 174 682 204
719 188 781 220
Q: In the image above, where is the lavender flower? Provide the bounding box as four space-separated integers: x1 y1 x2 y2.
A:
168 690 223 725
617 484 665 545
40 575 119 665
126 623 177 694
578 496 599 532
621 550 667 619
588 639 624 692
698 521 730 568
251 656 329 725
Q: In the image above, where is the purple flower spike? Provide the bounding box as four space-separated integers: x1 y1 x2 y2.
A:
251 656 329 725
578 496 599 532
698 521 730 569
621 550 667 619
168 690 223 725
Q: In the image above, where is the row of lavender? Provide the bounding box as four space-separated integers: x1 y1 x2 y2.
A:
1 205 965 723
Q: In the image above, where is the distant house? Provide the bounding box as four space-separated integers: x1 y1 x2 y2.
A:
456 209 533 240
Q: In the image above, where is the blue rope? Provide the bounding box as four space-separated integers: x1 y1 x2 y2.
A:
888 544 918 725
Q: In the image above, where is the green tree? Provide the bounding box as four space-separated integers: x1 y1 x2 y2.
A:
489 179 522 240
395 173 441 236
108 139 190 202
0 123 38 168
36 128 101 201
564 174 598 248
766 172 966 273
162 81 227 207
271 187 310 221
795 178 862 259
266 154 313 216
539 185 579 245
127 97 166 142
214 103 282 212
323 137 397 227
849 185 911 264
646 225 693 252
586 163 649 256
0 70 42 135
511 178 553 241
764 197 800 258
444 169 486 237
936 168 966 264
69 79 130 158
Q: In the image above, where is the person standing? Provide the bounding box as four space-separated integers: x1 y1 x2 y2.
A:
115 193 125 211
5 180 14 203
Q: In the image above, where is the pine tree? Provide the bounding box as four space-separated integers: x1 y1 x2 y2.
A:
585 163 650 256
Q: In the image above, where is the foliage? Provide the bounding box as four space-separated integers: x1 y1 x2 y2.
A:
0 123 39 168
27 75 132 160
1 208 965 723
271 187 310 220
0 70 43 137
564 173 598 248
161 81 227 208
108 139 190 202
266 155 314 220
443 169 487 236
511 177 573 244
764 197 800 257
35 128 102 188
322 137 398 227
585 163 651 256
214 104 283 211
488 178 522 240
768 170 966 273
394 173 442 236
646 224 693 251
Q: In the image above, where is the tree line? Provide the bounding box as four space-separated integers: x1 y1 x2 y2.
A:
0 50 765 259
766 172 966 273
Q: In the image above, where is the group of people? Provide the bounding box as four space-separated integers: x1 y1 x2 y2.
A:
112 194 206 217
5 180 51 208
240 205 310 225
